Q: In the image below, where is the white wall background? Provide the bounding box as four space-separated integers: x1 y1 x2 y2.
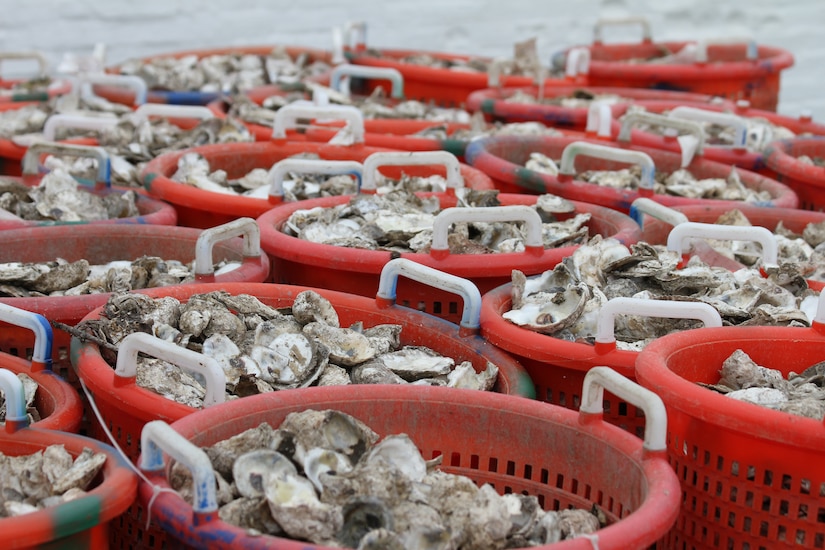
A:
2 0 822 120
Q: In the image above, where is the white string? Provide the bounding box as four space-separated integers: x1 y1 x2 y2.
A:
79 378 179 530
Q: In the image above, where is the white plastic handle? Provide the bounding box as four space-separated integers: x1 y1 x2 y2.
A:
0 369 28 426
560 141 656 190
343 20 368 50
114 332 226 407
139 420 218 514
134 104 215 122
80 73 148 105
272 103 365 143
666 221 778 267
42 113 119 142
362 151 463 192
23 141 112 186
585 101 613 138
431 206 544 251
695 38 758 63
565 47 591 78
667 107 749 149
580 366 668 452
0 304 53 369
618 111 706 154
376 258 482 331
815 293 825 326
629 198 688 227
0 51 48 77
593 17 653 44
267 158 364 199
195 217 261 276
486 57 509 87
329 64 404 99
596 297 723 345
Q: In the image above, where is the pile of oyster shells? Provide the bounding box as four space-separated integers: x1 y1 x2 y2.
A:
0 256 239 298
692 208 825 281
701 349 825 420
797 154 825 167
284 190 590 254
503 88 628 108
0 373 39 424
117 47 332 94
525 151 772 202
0 165 139 222
504 236 819 350
621 106 796 152
0 444 107 518
75 290 498 407
169 409 602 547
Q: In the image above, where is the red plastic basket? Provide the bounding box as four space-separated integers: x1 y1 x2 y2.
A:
99 45 335 106
1 142 176 229
765 137 825 211
637 203 825 291
464 133 798 211
0 305 83 433
258 191 640 323
0 219 269 395
141 140 492 228
480 281 726 436
569 18 794 111
136 368 680 549
466 84 734 130
0 421 137 549
635 318 825 548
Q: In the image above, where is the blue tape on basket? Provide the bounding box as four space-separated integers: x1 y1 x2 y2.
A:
160 91 221 106
629 203 644 227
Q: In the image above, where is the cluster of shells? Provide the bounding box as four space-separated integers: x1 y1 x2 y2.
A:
797 154 825 167
696 208 825 281
117 47 333 94
702 349 825 420
504 236 819 350
0 444 106 518
622 105 796 152
171 409 602 548
0 255 238 298
284 189 591 254
503 88 630 108
0 373 39 424
75 290 498 407
0 162 139 222
526 151 772 202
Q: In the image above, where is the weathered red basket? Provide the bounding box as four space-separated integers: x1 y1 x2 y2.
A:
136 367 680 549
635 306 825 549
764 137 825 211
258 191 640 323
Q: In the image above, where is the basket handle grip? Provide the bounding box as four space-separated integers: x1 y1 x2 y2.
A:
139 420 218 515
595 297 722 352
342 21 368 52
593 16 653 44
362 151 463 193
330 64 404 99
580 366 667 452
133 104 215 122
114 332 226 407
0 303 53 372
22 141 112 188
0 51 48 77
667 221 778 267
267 158 363 202
80 73 148 106
41 113 119 142
695 37 758 63
667 107 750 149
0 369 29 432
559 141 656 191
430 205 544 260
629 198 688 227
194 217 261 278
584 101 613 138
618 110 705 167
565 47 591 78
271 102 365 143
376 258 482 334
